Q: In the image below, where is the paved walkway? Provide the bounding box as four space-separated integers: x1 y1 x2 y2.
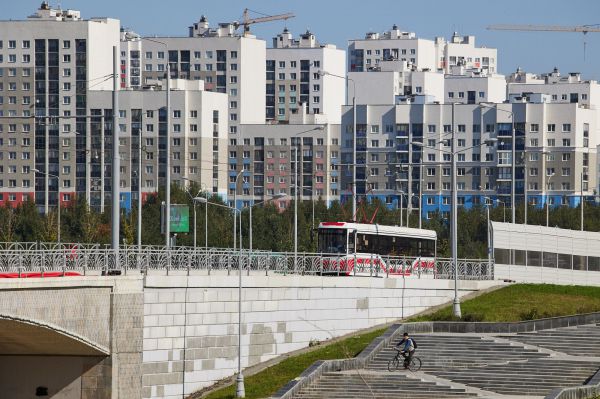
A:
290 323 600 398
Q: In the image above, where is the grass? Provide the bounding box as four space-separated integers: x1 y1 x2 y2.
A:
201 327 387 399
198 284 600 398
409 284 600 322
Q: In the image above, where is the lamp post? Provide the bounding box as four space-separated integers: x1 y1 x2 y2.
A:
318 70 356 220
581 169 586 231
248 194 286 253
233 170 244 251
111 46 121 251
197 197 244 396
32 169 60 242
413 120 498 318
484 196 506 223
484 200 492 274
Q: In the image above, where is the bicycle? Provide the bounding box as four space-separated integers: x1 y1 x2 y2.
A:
387 349 422 372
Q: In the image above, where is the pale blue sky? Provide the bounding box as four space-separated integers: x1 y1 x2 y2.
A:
7 0 600 79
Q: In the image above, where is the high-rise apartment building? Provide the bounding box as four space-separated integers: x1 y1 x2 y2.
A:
340 99 598 220
121 16 266 135
0 2 119 212
87 80 228 211
266 29 345 123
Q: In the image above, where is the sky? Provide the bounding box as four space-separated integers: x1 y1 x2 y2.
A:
6 0 600 80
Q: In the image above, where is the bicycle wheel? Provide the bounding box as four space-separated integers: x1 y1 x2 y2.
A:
387 356 400 372
408 356 422 372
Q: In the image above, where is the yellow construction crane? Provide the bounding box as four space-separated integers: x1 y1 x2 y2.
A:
487 24 600 60
234 8 295 35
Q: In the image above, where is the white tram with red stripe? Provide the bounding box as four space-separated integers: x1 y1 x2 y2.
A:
317 222 437 276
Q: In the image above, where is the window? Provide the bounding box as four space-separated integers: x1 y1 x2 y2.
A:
562 124 571 132
547 124 556 132
547 139 555 147
530 124 539 132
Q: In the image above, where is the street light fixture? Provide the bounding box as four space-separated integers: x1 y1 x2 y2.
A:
483 196 506 223
32 168 61 242
197 197 245 397
413 131 497 318
248 193 286 252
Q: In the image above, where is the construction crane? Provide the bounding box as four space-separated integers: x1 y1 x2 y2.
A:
234 8 295 35
487 24 600 60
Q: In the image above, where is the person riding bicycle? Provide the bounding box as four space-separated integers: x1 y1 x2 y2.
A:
395 332 415 369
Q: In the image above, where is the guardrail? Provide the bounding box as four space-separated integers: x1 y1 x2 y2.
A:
0 245 494 280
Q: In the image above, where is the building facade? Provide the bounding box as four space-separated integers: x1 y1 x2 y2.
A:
266 29 345 123
340 100 598 220
87 80 228 212
0 3 119 212
121 17 266 136
233 122 341 209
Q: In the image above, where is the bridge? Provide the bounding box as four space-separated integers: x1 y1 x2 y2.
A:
0 242 496 398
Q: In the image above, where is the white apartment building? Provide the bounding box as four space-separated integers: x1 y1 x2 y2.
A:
445 68 507 104
339 98 598 219
266 29 345 123
508 68 600 107
87 80 228 212
435 32 498 74
348 26 437 73
0 2 120 212
121 16 266 135
348 60 445 105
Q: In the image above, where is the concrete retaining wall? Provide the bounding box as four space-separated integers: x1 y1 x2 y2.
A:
141 273 498 398
496 263 600 286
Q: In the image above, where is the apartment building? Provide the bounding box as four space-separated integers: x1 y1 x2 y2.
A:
234 120 341 209
348 26 436 73
435 32 498 74
340 99 598 220
349 27 497 75
267 29 345 123
121 16 266 136
87 80 228 212
0 2 119 211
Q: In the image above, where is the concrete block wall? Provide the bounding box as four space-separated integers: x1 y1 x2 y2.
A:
496 264 600 286
141 273 498 398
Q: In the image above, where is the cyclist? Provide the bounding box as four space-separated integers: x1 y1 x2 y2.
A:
395 332 415 369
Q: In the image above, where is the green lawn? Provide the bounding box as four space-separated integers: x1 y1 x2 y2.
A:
199 328 386 399
197 284 600 398
410 284 600 322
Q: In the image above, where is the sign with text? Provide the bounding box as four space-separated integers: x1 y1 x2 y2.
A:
161 204 190 234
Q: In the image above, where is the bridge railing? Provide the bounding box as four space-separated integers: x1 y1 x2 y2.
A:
0 245 494 280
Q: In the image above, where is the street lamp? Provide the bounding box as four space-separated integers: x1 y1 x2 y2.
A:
182 177 208 249
197 197 244 397
483 196 506 223
32 168 61 242
318 70 357 221
413 127 498 318
248 193 286 252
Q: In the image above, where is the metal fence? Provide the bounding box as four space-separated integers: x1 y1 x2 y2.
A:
0 243 493 280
